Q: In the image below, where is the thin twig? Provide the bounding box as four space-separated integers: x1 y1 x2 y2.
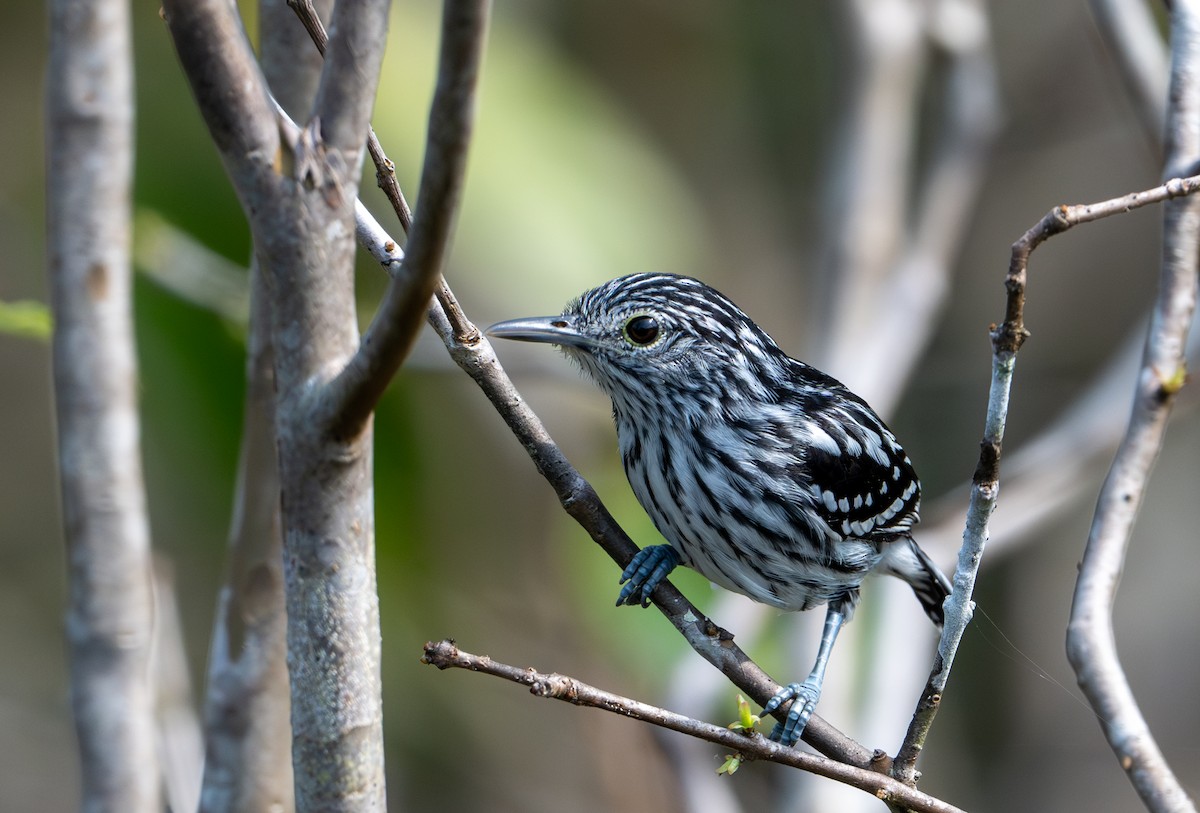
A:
891 172 1200 784
421 640 965 813
1065 4 1200 811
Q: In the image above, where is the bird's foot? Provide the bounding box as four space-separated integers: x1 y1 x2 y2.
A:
616 545 680 607
763 679 821 747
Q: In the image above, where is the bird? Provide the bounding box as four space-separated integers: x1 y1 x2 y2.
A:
486 273 950 745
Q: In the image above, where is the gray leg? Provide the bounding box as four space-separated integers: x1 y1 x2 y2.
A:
762 607 847 746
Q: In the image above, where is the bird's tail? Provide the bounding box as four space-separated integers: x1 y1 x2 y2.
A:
878 536 952 628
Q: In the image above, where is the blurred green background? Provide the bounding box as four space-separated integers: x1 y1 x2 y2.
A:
5 1 1200 811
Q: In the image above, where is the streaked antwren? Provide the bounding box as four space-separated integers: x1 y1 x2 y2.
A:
487 273 950 745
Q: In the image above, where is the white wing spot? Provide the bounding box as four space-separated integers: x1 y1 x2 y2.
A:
822 490 838 512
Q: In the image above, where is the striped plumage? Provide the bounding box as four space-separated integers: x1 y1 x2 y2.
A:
488 273 949 744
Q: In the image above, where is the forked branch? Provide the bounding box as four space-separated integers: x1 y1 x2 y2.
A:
892 170 1200 787
322 0 490 439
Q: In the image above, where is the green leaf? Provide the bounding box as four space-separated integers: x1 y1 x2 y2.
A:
716 754 741 776
727 694 761 732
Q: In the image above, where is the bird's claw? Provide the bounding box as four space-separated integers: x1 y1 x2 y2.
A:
616 545 681 607
763 680 821 747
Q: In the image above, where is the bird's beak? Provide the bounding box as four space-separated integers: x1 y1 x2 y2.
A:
485 315 596 350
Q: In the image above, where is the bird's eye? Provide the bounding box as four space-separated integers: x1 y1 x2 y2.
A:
624 315 660 346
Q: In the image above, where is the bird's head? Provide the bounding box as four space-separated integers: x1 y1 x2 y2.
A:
487 273 786 415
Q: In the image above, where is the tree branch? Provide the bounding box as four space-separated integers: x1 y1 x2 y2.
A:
421 640 965 813
165 0 397 808
309 0 390 156
161 0 278 189
195 4 328 808
1065 4 1200 811
46 0 159 808
285 0 415 227
198 259 293 813
322 0 490 439
893 170 1200 785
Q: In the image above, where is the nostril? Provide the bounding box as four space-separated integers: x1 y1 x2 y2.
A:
551 320 568 328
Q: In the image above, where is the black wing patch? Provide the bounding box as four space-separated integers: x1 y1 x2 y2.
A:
804 416 921 539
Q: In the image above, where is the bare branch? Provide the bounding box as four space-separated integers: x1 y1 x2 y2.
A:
262 0 329 119
1065 4 1200 811
46 0 159 807
161 0 278 187
322 0 489 439
421 640 965 813
310 0 390 155
893 170 1200 784
165 0 398 807
199 261 293 813
285 0 414 226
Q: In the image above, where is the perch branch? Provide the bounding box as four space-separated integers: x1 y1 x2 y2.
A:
421 640 964 813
